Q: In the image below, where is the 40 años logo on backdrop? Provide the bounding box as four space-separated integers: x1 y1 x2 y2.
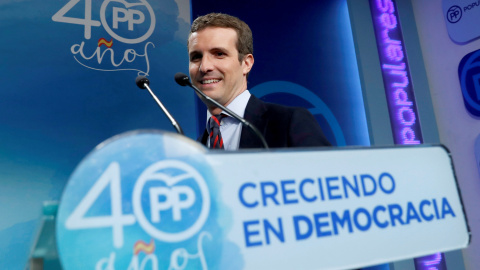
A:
52 0 155 75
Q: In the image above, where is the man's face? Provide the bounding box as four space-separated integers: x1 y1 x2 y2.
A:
188 27 253 111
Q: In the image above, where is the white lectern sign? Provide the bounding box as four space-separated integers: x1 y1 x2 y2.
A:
56 131 469 270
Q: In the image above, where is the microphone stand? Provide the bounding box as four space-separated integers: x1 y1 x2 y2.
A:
136 76 184 135
174 72 269 149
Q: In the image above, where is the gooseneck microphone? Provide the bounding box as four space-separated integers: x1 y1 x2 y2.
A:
174 72 269 149
135 76 184 135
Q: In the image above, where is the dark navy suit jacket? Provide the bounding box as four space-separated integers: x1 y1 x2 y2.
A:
198 95 331 149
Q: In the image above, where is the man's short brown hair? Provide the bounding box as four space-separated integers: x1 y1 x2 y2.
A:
189 13 253 61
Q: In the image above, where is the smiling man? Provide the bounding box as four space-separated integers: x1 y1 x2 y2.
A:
188 13 331 150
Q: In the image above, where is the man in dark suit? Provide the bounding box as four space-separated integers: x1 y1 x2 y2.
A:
188 13 330 149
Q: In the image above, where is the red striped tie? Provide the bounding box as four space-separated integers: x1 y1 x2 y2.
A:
209 114 226 149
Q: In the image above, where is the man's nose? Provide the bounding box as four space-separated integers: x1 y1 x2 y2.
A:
199 55 214 73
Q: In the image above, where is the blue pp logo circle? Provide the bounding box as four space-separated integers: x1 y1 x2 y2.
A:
459 49 480 116
447 5 462 23
133 160 210 242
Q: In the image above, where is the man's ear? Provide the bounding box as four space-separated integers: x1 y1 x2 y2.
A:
242 54 254 75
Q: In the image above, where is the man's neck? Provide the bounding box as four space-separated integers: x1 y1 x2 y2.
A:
206 90 251 117
208 106 223 116
208 89 246 115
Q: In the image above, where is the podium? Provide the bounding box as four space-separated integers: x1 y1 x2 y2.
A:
30 130 469 270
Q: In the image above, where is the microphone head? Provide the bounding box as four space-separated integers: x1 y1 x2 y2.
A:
136 76 150 89
174 72 191 87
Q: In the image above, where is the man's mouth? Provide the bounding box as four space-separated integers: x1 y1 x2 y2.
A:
201 79 221 84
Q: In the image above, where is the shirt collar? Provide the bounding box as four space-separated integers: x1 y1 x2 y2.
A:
206 90 251 127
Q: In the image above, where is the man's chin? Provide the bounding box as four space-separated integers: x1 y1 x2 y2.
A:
195 91 221 105
200 89 221 100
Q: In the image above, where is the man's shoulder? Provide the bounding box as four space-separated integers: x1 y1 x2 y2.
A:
251 96 315 124
244 94 332 147
247 94 309 115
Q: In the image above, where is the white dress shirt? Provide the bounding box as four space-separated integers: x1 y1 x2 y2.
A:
206 90 251 150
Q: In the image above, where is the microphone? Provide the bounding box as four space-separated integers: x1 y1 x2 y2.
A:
174 73 190 87
135 76 184 135
135 76 150 89
174 72 269 149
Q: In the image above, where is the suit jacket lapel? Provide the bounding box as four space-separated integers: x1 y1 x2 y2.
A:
197 95 268 149
197 129 209 146
239 95 268 149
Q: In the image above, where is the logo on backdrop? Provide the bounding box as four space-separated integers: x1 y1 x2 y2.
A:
446 2 480 24
251 81 346 146
443 0 480 43
52 0 155 75
458 49 480 116
447 5 462 23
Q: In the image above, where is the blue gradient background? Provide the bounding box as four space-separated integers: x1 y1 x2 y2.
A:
0 0 194 268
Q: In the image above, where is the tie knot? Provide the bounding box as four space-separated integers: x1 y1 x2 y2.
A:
209 114 227 149
210 114 227 129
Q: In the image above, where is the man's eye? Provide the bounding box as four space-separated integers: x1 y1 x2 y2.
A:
216 52 225 57
190 54 201 61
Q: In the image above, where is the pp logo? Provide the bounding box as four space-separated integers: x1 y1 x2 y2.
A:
458 49 480 116
133 160 210 242
447 5 462 23
100 0 156 44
